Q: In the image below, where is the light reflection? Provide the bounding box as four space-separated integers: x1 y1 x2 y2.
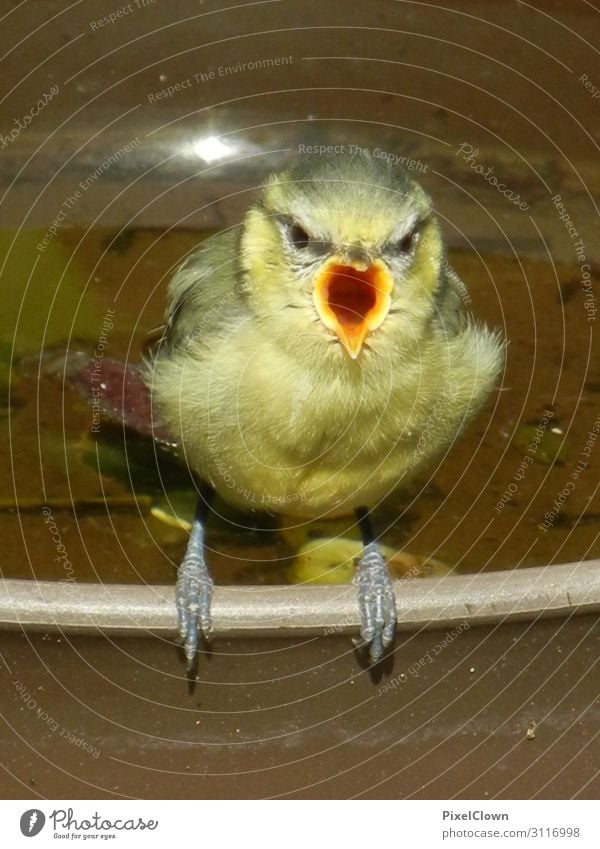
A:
187 135 233 163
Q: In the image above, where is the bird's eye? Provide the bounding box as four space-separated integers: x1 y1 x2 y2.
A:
393 230 416 254
290 223 311 249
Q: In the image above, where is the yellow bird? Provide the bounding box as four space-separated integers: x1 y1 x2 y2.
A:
147 154 504 668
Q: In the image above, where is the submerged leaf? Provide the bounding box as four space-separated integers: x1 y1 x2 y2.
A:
60 352 175 446
288 537 450 584
150 490 196 531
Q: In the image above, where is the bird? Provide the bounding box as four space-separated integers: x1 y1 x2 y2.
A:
146 153 504 670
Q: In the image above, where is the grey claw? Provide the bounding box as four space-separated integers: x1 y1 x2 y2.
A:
355 542 397 663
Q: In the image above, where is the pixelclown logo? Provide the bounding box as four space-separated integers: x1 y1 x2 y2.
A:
20 809 46 836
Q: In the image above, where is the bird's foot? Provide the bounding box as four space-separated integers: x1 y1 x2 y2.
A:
353 541 397 663
176 550 213 668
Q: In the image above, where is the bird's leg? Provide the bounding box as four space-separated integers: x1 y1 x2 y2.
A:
353 506 397 663
176 485 215 669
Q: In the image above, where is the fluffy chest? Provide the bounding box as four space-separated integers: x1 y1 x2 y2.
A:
210 330 450 475
165 320 495 515
202 352 438 516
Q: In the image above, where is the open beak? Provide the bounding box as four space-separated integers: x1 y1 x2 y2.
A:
313 259 394 359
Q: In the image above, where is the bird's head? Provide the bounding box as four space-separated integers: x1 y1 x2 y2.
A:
239 154 444 360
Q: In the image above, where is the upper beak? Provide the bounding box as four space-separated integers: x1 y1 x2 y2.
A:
312 257 394 359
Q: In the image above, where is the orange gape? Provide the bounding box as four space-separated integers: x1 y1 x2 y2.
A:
313 259 393 359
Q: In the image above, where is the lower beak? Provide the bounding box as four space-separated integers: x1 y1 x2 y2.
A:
313 259 394 359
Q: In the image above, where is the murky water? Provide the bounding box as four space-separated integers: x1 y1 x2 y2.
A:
1 227 598 587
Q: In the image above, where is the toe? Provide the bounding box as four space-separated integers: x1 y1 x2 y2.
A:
369 632 384 663
184 623 198 666
382 610 396 648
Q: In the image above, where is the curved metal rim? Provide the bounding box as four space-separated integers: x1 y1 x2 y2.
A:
0 560 599 638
